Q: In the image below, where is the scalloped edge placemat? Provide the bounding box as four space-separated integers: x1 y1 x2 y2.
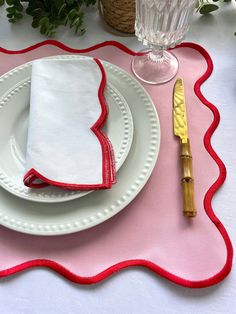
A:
0 41 233 288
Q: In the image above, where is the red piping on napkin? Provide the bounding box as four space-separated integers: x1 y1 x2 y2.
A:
23 58 115 190
0 41 233 288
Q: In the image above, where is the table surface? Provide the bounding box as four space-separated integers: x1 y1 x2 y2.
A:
0 3 236 314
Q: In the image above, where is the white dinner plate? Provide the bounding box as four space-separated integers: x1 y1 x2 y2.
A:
0 56 134 203
0 56 160 235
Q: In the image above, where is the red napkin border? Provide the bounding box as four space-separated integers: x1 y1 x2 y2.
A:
0 40 233 288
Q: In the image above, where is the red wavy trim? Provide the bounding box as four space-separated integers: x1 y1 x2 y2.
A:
0 40 233 288
23 58 115 189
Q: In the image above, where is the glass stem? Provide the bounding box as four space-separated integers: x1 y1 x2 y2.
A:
148 46 164 63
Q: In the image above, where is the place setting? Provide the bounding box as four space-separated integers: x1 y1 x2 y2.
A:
0 0 233 288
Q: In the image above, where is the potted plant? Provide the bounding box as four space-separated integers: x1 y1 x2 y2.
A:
0 0 97 36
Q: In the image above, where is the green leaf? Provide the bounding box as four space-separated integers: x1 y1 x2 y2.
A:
7 13 13 18
84 0 96 6
80 28 85 35
26 6 35 15
75 20 83 33
45 29 56 37
70 16 80 27
66 0 74 5
8 18 17 23
14 12 23 19
6 0 14 5
32 8 42 14
58 3 66 15
31 8 43 17
39 16 49 26
0 0 5 7
15 3 24 11
40 24 47 35
63 15 68 25
54 0 64 9
32 18 40 28
199 3 219 14
68 8 78 20
6 7 16 13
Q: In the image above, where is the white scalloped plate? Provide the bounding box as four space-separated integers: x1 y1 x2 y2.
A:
0 56 133 203
0 56 160 235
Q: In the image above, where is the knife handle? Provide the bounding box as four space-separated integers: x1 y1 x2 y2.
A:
180 140 197 217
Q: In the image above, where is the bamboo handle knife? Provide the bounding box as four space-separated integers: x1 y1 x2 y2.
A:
173 78 197 218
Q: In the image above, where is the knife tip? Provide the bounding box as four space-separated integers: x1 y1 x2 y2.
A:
175 77 184 86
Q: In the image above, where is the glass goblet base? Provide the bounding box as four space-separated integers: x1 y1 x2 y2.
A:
132 48 179 85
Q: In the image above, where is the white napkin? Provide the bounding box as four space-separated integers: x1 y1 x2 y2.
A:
24 57 115 190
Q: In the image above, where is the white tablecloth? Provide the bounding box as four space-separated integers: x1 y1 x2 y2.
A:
0 3 235 314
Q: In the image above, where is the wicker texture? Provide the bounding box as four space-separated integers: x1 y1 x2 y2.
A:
100 0 135 34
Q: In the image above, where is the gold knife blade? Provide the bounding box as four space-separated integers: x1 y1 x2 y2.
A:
173 78 188 143
173 78 197 218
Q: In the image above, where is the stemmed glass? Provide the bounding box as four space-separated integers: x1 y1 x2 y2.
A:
132 0 196 85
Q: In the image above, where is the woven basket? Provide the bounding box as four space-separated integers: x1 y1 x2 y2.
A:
99 0 135 34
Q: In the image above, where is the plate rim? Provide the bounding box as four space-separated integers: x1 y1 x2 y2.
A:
0 55 161 235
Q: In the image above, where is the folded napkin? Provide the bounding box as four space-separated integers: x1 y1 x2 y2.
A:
24 57 115 190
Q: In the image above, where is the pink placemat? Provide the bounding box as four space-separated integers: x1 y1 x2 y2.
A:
0 41 233 288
